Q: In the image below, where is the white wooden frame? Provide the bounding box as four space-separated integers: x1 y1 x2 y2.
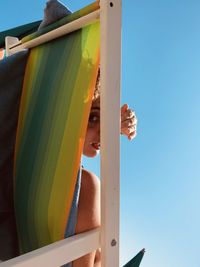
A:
100 0 121 266
3 1 122 266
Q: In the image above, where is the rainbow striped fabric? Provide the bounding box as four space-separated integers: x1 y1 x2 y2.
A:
14 6 100 253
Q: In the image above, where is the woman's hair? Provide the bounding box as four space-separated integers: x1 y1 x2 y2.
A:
93 67 100 100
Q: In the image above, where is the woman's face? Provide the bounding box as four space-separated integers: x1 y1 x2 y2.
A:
83 98 100 157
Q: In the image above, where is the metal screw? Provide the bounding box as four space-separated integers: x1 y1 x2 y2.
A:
111 239 117 246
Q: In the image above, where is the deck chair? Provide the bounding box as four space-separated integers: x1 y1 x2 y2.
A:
0 1 144 266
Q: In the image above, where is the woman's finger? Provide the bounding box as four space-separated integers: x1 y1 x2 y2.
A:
121 124 136 135
121 118 137 128
128 131 137 140
121 104 128 114
121 109 136 121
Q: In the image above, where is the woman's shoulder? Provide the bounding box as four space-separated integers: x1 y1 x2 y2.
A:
81 168 100 188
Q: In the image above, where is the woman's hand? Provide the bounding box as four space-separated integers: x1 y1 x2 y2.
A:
121 104 137 140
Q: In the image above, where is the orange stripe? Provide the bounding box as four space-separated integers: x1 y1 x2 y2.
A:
0 49 5 60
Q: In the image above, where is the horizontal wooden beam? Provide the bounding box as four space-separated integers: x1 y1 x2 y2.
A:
0 228 100 267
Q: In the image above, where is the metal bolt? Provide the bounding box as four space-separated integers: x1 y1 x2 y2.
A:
111 239 117 246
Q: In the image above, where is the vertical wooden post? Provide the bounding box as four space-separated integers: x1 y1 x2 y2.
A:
100 0 122 266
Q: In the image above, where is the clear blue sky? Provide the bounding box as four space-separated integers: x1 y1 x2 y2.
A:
1 1 200 266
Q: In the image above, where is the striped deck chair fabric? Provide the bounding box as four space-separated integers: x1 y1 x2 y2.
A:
14 2 100 256
0 2 100 263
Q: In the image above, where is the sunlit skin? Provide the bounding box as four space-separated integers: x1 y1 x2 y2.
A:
121 103 137 140
83 98 100 158
73 98 137 267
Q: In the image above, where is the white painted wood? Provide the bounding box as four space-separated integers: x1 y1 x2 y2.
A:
8 10 100 55
0 228 100 267
5 36 21 56
100 0 122 266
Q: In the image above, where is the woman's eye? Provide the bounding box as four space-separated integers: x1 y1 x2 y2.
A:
89 113 100 123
